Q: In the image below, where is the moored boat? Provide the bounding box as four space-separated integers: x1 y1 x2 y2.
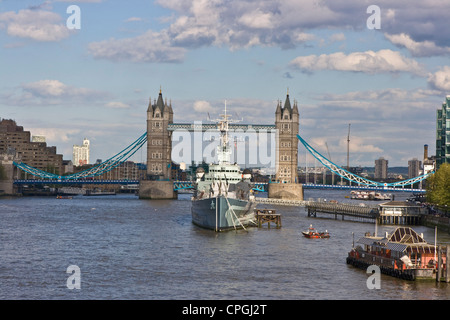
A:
350 190 391 201
347 227 446 280
191 102 256 232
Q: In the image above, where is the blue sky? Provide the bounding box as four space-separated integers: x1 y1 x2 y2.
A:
1 0 449 168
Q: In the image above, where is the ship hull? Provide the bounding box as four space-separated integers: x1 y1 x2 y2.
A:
191 196 256 232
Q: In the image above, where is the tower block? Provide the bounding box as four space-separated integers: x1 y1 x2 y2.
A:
268 91 304 200
139 89 176 199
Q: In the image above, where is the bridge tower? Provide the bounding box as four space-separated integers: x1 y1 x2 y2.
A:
268 90 304 200
275 90 299 183
139 89 177 199
146 89 173 180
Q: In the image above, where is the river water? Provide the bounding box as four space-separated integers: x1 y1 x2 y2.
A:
0 189 449 301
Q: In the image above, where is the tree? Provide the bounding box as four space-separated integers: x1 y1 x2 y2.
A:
426 163 450 206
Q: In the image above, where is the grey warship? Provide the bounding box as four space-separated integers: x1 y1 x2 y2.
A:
191 103 256 231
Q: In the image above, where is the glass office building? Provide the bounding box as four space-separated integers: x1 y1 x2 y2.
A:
436 95 450 168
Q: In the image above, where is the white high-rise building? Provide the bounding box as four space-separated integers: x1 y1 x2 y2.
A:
73 138 90 166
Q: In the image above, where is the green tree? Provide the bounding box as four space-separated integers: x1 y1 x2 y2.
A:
426 163 450 206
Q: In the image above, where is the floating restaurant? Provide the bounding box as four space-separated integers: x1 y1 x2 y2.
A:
377 201 425 225
347 227 448 281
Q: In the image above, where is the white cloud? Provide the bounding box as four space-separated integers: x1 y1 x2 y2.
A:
0 9 71 42
385 33 450 57
28 127 80 143
82 0 450 63
329 33 345 43
88 30 187 63
124 17 143 23
238 9 274 29
289 50 426 76
105 101 130 109
428 66 450 92
311 136 382 154
1 80 111 107
22 80 104 98
193 100 214 113
22 80 67 97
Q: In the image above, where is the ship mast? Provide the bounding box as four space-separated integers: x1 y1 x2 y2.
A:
213 100 240 165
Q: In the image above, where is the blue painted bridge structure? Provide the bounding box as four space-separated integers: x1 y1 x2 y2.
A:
13 179 425 193
12 132 432 193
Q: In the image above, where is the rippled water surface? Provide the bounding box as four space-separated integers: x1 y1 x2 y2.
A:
1 189 449 300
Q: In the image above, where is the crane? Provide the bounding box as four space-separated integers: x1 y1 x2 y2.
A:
325 142 335 185
347 124 351 171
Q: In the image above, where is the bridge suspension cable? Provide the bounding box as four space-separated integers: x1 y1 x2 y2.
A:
297 134 434 187
14 132 148 180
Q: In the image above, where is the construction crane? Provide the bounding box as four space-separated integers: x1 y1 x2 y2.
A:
325 142 335 185
325 142 332 161
347 124 351 171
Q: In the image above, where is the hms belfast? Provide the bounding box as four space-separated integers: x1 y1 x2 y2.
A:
191 103 256 232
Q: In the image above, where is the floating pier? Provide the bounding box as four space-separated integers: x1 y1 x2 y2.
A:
306 201 378 222
255 209 281 228
254 197 309 207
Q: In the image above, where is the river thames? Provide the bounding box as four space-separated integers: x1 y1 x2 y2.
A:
0 189 449 301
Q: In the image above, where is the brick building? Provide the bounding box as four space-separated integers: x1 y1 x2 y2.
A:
0 119 64 176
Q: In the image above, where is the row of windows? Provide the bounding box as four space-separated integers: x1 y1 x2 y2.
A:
151 164 162 172
209 168 239 173
278 166 292 173
151 139 162 145
204 177 241 181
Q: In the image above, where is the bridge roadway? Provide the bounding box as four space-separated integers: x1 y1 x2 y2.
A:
167 123 276 132
13 180 425 193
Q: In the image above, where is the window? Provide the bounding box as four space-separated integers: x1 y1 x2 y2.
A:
152 152 162 159
152 139 162 145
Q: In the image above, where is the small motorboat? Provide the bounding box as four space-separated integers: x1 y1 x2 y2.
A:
56 195 72 199
302 225 330 239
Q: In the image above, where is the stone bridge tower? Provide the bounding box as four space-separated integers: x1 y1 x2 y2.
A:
275 91 299 183
268 91 303 200
139 89 176 199
146 89 173 180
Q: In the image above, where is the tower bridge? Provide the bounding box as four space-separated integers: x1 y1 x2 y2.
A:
6 89 432 198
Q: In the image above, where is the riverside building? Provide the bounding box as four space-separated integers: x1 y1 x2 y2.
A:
374 157 388 179
73 138 90 167
0 119 63 175
436 95 450 168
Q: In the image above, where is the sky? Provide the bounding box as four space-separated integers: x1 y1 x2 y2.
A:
1 0 449 168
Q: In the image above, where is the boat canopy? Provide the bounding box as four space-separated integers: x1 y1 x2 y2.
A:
357 227 436 254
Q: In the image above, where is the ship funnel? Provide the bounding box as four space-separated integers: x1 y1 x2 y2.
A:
196 167 205 180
